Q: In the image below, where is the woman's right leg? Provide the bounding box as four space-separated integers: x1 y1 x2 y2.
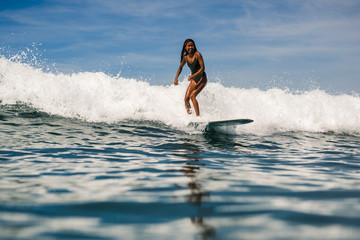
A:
185 77 207 116
185 81 197 114
190 76 207 116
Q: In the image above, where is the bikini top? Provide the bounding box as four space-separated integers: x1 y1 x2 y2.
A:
187 55 201 75
187 55 204 83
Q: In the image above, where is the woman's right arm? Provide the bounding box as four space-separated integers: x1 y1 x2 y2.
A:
174 57 186 85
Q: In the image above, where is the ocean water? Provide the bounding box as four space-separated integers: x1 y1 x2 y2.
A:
1 56 360 240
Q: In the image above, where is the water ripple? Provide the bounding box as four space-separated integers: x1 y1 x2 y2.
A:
1 107 360 239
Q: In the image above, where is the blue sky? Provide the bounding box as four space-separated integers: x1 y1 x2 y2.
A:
1 0 360 93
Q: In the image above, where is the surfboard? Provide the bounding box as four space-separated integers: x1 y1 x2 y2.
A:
189 119 253 132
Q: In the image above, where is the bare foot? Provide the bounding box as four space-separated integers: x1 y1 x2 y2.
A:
187 107 192 114
186 103 192 114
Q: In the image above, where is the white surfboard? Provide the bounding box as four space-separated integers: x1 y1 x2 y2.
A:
189 119 253 132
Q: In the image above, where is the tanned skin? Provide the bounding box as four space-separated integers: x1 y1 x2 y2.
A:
174 40 207 116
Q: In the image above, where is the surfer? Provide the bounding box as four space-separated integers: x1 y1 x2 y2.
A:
174 39 207 116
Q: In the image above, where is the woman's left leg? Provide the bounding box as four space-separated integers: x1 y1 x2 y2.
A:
189 75 207 116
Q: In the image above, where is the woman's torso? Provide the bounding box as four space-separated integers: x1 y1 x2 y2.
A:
186 53 204 83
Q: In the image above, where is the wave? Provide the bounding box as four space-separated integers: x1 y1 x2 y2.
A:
1 55 359 134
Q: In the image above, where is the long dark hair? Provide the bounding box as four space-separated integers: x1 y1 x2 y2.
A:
180 39 198 63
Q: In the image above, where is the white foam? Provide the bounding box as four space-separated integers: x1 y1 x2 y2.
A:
1 56 359 134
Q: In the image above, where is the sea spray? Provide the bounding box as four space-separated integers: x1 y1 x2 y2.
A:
1 55 359 134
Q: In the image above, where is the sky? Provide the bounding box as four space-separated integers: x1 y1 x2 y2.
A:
1 0 360 93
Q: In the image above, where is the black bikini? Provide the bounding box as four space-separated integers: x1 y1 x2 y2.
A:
187 56 205 84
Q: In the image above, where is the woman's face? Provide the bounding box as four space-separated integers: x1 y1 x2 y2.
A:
186 41 195 54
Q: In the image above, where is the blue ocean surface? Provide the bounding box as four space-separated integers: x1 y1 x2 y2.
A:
1 56 360 240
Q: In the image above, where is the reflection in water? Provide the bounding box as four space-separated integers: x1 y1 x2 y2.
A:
204 132 250 151
175 139 215 240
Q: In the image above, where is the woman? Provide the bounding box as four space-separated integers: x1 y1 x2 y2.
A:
174 39 207 116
